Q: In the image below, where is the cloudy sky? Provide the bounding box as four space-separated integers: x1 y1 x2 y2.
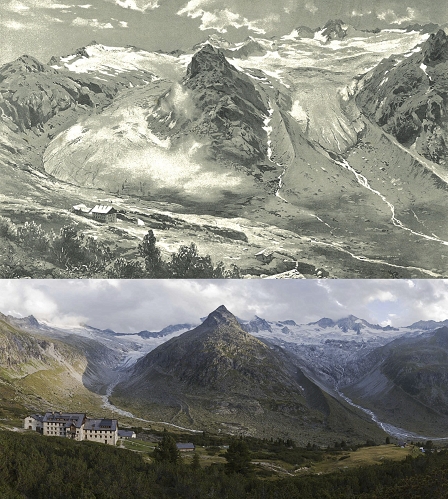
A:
1 0 445 65
1 279 448 332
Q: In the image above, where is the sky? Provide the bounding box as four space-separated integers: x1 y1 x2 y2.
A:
1 279 448 332
1 0 446 65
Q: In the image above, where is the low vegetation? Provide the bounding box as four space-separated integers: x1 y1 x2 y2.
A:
0 216 240 278
2 428 448 498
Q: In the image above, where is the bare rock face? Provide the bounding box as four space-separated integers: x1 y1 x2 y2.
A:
343 326 448 435
356 29 448 165
221 38 267 59
422 29 448 64
242 316 273 333
321 19 347 41
295 25 316 39
177 44 269 165
113 306 384 444
0 51 154 134
0 314 47 368
0 55 84 131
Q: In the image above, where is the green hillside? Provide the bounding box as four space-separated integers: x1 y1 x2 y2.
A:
0 430 448 498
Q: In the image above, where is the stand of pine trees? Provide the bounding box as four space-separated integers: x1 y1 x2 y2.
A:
1 430 448 498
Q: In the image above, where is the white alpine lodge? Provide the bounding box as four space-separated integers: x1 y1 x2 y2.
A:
24 412 135 446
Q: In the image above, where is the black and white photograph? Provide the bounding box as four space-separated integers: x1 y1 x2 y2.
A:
0 0 447 278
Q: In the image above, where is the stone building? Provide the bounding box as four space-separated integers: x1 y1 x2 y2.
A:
25 412 118 446
24 414 43 432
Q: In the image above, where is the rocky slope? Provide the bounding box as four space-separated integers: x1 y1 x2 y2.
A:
0 313 53 374
5 305 448 439
287 19 357 43
0 313 107 416
112 306 384 444
342 326 448 436
319 19 349 42
154 44 271 166
0 45 157 175
0 55 91 133
5 315 137 394
0 49 157 134
356 29 448 165
2 26 448 279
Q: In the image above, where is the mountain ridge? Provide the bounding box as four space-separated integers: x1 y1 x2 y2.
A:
112 305 385 443
3 306 448 439
2 26 448 280
356 29 448 165
342 325 448 436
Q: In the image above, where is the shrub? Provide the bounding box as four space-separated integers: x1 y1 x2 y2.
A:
0 216 17 240
138 230 242 279
17 221 51 252
168 243 216 278
51 225 113 273
108 258 145 278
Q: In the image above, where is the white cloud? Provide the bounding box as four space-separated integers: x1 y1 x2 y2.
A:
199 9 267 34
111 18 129 27
377 7 417 25
304 1 317 14
367 290 397 303
2 19 27 30
2 1 85 13
2 280 448 333
4 1 30 13
0 281 85 327
47 2 73 7
72 17 114 28
283 0 296 15
349 10 371 18
177 0 213 16
177 0 272 34
113 0 159 12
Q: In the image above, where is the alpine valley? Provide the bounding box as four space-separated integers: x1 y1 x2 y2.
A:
2 20 448 278
4 304 448 444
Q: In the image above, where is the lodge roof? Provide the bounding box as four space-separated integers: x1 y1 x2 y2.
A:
42 412 86 428
118 430 135 438
176 443 195 450
84 418 118 431
91 205 116 215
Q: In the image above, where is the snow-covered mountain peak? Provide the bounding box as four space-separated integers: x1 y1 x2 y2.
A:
49 43 185 81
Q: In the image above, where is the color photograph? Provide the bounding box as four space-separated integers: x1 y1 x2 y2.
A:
1 278 448 497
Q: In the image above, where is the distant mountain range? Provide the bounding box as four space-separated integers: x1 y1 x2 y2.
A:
4 305 448 441
1 22 448 278
112 305 384 443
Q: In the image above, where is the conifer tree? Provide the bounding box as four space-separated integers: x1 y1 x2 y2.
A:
191 451 200 471
225 439 252 475
138 230 165 277
153 432 180 464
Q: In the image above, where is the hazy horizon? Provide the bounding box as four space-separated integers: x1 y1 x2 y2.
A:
1 279 448 332
1 0 445 66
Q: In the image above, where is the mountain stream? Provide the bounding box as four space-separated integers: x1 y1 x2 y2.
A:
337 390 448 442
101 377 202 433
